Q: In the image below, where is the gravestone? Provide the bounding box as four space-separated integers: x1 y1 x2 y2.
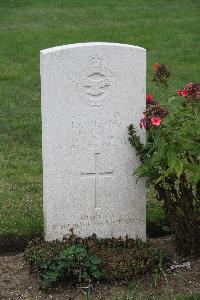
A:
41 42 146 241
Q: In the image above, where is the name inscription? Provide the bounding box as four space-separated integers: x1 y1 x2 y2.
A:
70 112 126 151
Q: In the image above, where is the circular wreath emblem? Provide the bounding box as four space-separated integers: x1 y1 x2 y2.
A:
78 56 114 108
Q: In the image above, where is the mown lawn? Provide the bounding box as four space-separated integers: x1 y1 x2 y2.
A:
0 0 199 236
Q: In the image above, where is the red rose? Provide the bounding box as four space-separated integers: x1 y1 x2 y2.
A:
153 63 159 71
151 116 161 126
177 89 182 95
181 90 189 97
146 94 153 104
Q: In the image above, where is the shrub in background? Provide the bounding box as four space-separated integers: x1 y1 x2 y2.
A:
25 236 170 286
128 64 200 256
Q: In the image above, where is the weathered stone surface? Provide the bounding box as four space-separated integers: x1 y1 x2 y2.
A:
41 42 146 241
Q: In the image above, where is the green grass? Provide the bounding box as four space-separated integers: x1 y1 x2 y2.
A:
0 0 199 236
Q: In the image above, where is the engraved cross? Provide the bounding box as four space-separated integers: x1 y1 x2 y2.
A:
80 153 113 209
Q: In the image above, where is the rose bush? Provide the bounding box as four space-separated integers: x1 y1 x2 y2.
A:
128 64 200 256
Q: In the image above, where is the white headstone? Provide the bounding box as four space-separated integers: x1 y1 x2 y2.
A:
41 42 146 241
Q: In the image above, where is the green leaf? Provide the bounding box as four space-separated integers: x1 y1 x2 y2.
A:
155 137 166 161
174 159 183 177
167 146 177 171
82 271 89 281
134 161 152 177
43 271 60 284
194 163 200 184
93 270 103 279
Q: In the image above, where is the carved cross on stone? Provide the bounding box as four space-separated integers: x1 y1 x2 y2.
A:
80 152 113 209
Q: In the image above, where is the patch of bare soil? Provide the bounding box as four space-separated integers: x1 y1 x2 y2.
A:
0 238 200 300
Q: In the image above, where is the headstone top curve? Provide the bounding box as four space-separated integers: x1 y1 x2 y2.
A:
40 42 146 55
